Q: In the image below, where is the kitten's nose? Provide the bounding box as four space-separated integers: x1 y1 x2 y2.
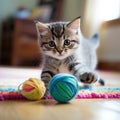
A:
58 50 63 54
56 48 63 54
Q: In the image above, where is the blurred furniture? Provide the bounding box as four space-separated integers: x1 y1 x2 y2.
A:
1 18 41 67
1 18 14 65
37 0 64 21
12 19 41 66
98 19 120 71
1 0 64 66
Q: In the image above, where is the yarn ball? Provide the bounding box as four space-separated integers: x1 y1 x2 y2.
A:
49 73 79 103
19 78 46 100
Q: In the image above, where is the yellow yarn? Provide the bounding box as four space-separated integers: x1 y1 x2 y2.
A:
19 78 46 100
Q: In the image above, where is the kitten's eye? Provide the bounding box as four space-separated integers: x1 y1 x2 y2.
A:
48 41 55 47
64 39 70 46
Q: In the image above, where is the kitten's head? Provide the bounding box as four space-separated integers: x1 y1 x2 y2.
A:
36 17 81 60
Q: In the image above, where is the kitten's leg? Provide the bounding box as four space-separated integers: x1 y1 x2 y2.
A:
98 78 105 86
80 71 98 84
79 70 105 86
41 70 55 96
69 63 101 86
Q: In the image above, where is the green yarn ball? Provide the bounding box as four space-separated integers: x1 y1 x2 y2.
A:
49 73 79 103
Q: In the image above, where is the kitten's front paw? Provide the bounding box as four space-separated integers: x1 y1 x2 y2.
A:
80 72 98 84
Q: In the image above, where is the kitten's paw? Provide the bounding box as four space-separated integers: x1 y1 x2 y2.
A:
80 72 98 84
98 78 105 86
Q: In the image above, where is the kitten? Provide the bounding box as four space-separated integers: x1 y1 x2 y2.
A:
35 17 104 95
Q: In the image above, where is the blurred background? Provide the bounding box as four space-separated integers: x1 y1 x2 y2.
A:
0 0 120 71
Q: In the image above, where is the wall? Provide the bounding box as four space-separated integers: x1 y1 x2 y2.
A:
98 22 120 61
0 0 37 20
0 0 86 24
62 0 85 20
62 0 86 36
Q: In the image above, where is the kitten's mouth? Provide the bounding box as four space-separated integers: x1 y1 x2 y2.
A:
57 52 65 58
53 52 69 60
58 53 64 56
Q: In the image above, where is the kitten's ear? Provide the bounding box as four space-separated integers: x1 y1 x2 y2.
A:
67 16 81 30
35 21 49 35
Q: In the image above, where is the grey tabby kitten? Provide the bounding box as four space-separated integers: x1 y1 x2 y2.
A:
36 17 104 95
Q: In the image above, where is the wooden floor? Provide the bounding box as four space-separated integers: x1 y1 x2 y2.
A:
0 99 120 120
0 67 120 120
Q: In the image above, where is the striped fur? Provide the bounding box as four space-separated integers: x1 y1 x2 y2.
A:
36 17 104 95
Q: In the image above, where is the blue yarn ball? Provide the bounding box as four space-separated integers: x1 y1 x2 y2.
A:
49 73 79 103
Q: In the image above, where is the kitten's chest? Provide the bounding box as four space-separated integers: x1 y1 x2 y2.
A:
45 58 71 74
59 63 71 74
58 59 73 74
